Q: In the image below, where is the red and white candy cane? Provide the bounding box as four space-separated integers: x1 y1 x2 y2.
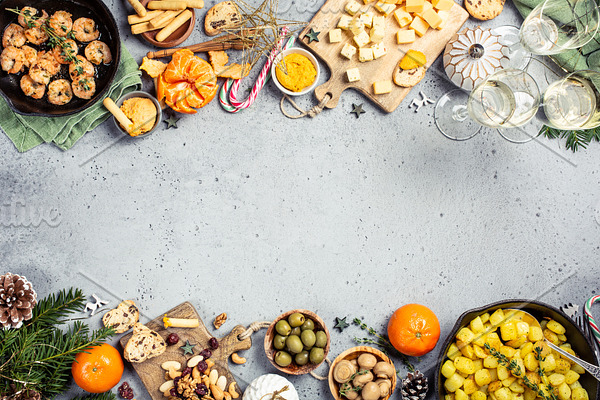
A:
219 27 294 113
585 295 600 347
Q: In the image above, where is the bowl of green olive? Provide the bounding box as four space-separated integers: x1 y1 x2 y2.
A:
264 309 331 375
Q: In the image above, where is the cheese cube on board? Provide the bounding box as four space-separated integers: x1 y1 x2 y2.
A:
432 0 455 10
338 15 353 30
396 29 416 43
421 8 443 28
349 18 365 35
354 30 371 47
360 12 374 28
372 15 386 30
415 1 433 18
370 26 385 42
393 7 412 27
371 42 387 59
436 10 448 29
409 15 429 36
329 28 343 43
347 67 361 82
345 0 362 15
359 47 374 62
341 43 358 59
406 0 425 13
373 80 393 94
363 0 374 3
375 1 396 16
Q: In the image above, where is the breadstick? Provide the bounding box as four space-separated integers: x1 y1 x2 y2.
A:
128 10 163 25
148 1 187 10
149 10 182 29
131 18 174 34
127 0 147 17
103 98 133 134
155 9 192 42
184 0 204 8
163 316 200 328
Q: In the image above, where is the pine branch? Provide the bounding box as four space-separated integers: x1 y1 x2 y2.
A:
71 393 117 400
28 288 86 328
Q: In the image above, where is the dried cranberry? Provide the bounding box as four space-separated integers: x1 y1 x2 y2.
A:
197 360 208 373
208 337 219 350
173 376 180 386
195 383 208 396
118 383 134 400
170 388 178 397
119 382 130 390
200 348 212 359
182 367 192 376
166 333 180 345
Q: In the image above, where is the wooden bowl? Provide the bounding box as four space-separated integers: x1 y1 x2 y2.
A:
264 309 330 375
328 346 397 400
139 0 195 48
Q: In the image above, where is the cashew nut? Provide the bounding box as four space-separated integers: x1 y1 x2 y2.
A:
224 392 232 400
192 365 201 381
159 380 174 394
228 382 239 399
205 358 215 374
231 353 246 364
217 375 227 391
211 384 225 400
202 375 211 387
187 355 204 368
209 369 219 385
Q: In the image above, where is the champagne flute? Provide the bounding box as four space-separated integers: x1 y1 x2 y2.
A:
435 69 541 141
542 70 600 129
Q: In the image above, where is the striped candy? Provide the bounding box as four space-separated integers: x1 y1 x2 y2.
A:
584 295 600 347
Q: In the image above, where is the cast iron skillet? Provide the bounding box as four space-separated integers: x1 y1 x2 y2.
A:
435 299 599 400
0 0 121 116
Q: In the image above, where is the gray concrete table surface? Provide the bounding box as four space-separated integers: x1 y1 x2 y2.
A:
1 0 599 399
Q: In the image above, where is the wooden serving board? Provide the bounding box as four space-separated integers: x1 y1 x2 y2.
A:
119 302 251 400
299 0 469 113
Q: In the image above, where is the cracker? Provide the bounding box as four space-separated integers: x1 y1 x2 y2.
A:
123 323 166 363
204 1 242 36
464 0 504 21
393 66 427 87
102 300 139 333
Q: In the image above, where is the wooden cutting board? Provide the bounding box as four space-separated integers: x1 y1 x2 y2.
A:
119 302 251 400
299 0 469 113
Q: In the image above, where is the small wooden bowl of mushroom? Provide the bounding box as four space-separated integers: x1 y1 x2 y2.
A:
328 346 396 400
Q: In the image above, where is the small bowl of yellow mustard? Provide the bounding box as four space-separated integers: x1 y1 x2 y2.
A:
271 48 320 96
113 91 162 138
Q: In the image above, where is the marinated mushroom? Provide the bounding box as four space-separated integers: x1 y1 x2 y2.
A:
334 360 357 384
376 379 392 397
361 382 381 400
373 361 395 379
350 358 359 369
357 353 377 370
353 370 374 388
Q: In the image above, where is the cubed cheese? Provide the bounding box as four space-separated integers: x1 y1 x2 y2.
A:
345 0 362 15
405 0 425 13
393 7 412 27
341 43 357 59
432 0 454 10
375 1 396 16
347 67 361 82
338 15 353 30
436 10 448 29
349 18 365 35
329 28 343 43
373 80 393 94
363 0 374 3
353 30 371 47
421 8 443 28
370 26 385 42
359 47 374 62
371 42 387 58
409 15 429 36
396 29 416 43
372 15 386 30
360 12 374 28
415 1 433 17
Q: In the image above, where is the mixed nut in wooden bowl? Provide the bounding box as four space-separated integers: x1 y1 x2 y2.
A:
264 309 330 375
328 346 397 400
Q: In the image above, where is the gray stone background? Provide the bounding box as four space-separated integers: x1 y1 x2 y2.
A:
1 0 599 399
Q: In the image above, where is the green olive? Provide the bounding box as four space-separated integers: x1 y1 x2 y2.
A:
309 347 325 364
301 329 316 348
273 334 287 350
275 351 292 367
290 327 302 336
301 319 315 331
315 330 327 348
275 320 292 336
286 334 304 354
288 313 306 328
295 350 310 366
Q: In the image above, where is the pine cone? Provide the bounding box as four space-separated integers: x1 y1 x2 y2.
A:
401 371 429 400
0 273 37 329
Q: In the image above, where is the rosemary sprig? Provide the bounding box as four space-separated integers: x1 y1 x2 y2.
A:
353 318 415 372
339 370 369 397
484 343 558 400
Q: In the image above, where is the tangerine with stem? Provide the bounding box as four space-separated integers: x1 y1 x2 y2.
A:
71 343 124 393
387 304 440 357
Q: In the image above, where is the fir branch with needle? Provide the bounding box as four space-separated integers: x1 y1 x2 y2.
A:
353 317 415 373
